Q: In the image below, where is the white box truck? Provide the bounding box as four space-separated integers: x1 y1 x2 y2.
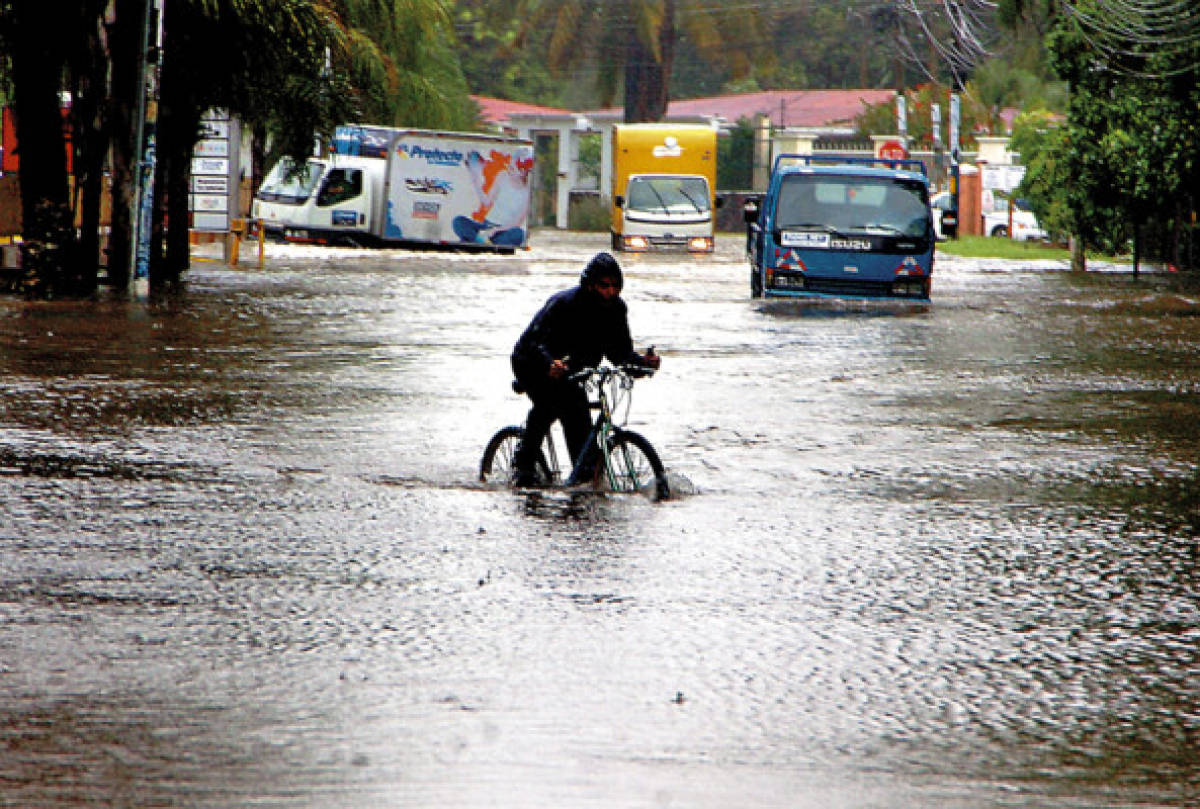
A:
610 123 720 253
252 126 534 252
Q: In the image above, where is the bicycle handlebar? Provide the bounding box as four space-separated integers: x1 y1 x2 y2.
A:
567 364 653 384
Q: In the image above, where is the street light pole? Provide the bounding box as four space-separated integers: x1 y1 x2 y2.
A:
130 0 164 286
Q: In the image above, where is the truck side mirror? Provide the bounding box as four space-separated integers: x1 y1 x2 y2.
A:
715 195 726 209
615 195 625 209
743 198 760 224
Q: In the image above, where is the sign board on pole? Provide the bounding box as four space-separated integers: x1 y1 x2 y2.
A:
189 109 239 233
981 164 1026 193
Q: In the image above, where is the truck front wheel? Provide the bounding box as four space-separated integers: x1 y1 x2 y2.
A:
751 270 763 298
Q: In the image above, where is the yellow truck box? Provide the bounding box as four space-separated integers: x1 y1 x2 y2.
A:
611 124 719 252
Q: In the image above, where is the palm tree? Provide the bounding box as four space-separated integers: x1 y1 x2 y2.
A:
511 0 762 122
150 0 351 279
331 0 474 129
151 0 474 280
2 0 473 290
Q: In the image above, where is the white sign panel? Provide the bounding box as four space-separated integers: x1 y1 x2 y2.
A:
199 119 229 140
193 212 228 230
191 194 228 212
192 157 228 175
192 175 228 194
981 164 1026 192
194 139 229 158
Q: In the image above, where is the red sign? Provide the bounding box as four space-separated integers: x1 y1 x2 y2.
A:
878 139 909 161
2 106 73 174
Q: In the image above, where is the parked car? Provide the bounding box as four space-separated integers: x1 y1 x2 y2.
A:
929 191 957 240
985 197 1047 241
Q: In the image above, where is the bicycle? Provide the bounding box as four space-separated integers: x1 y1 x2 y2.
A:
479 365 670 500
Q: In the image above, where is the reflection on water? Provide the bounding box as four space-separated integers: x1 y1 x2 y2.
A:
1 237 1198 807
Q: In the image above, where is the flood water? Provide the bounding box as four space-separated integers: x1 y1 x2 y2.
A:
2 231 1198 807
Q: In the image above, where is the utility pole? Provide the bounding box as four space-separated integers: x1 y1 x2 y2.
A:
131 0 164 286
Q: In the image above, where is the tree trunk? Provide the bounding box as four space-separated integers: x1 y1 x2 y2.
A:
1132 224 1140 278
147 134 168 284
622 0 674 123
104 0 148 290
164 140 194 276
153 15 199 284
1070 235 1087 273
69 5 110 295
8 2 76 295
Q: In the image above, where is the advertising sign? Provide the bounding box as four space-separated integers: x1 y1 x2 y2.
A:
384 134 533 248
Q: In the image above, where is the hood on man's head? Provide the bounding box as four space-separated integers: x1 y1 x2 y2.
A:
580 252 623 291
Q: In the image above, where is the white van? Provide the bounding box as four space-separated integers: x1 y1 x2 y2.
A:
985 197 1047 241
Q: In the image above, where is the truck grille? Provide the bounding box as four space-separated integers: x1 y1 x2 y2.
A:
771 274 927 299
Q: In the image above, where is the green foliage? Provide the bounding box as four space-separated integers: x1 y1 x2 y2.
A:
458 0 766 120
568 193 609 231
964 59 1065 131
1009 110 1073 241
337 0 475 130
452 1 566 107
577 133 601 182
1039 7 1200 266
717 117 754 191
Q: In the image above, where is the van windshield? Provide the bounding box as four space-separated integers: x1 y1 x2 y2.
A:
626 176 710 214
776 175 930 237
257 159 324 203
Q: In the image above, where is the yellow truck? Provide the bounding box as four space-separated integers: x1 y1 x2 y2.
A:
610 124 720 253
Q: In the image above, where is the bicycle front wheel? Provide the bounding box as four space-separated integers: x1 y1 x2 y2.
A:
602 429 669 499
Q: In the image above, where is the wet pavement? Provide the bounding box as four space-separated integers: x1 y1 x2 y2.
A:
1 230 1198 807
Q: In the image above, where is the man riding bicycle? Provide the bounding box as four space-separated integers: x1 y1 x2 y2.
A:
509 251 661 487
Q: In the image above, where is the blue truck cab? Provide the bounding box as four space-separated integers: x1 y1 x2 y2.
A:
745 154 934 300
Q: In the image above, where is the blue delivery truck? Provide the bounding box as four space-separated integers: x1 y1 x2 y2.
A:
744 154 935 300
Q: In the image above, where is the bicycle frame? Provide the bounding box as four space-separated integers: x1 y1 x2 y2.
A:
561 366 638 487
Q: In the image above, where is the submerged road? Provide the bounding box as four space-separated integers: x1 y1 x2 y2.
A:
1 230 1197 807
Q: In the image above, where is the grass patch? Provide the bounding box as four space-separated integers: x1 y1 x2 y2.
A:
937 235 1071 260
937 235 1135 265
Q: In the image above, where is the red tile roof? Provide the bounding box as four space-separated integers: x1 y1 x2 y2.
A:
664 89 896 128
474 89 897 130
472 95 570 124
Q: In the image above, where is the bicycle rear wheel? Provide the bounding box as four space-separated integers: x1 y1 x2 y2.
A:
602 429 669 499
479 425 554 485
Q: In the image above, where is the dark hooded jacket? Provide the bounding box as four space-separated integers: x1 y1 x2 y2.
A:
511 253 643 387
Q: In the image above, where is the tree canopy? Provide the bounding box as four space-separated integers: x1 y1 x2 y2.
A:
1012 0 1200 268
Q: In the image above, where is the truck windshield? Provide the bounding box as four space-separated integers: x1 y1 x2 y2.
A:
626 176 710 214
776 175 929 237
257 159 324 203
